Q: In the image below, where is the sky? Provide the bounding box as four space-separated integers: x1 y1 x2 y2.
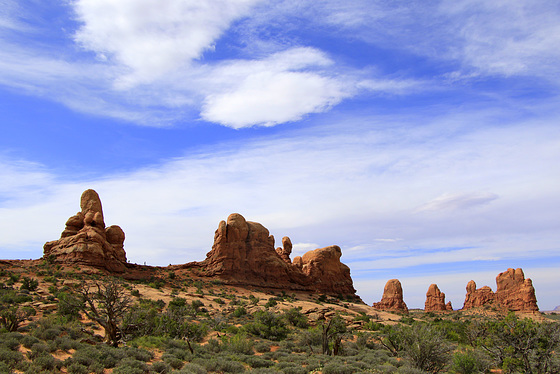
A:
1 0 559 310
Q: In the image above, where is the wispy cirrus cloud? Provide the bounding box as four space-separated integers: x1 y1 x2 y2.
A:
416 192 499 212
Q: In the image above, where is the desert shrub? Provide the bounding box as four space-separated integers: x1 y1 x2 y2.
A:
124 346 153 362
244 355 274 368
451 349 491 374
66 347 98 367
174 362 206 374
244 310 289 341
2 336 20 351
283 308 308 328
194 356 246 373
31 353 60 371
53 336 79 351
161 353 184 369
20 277 38 291
396 366 428 374
56 292 82 320
249 369 278 374
322 361 360 374
0 361 12 374
254 341 272 353
224 333 254 355
151 360 171 373
473 313 560 374
232 306 247 318
264 298 277 308
274 362 307 374
96 344 128 368
0 347 24 368
113 357 149 374
67 362 89 374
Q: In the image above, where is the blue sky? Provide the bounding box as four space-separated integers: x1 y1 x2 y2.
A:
1 0 559 310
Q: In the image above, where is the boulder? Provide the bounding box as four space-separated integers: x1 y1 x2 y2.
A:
43 189 127 272
425 284 448 312
198 213 357 297
495 268 538 312
373 279 408 313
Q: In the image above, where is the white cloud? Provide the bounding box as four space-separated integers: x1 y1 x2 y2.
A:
72 0 262 87
201 48 350 128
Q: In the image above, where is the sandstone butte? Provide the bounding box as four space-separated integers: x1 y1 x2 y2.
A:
43 189 127 273
462 268 539 312
373 279 409 313
425 283 453 312
43 190 358 298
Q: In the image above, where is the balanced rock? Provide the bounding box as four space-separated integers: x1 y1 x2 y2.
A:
495 268 538 312
43 189 127 272
425 284 448 312
373 279 408 313
462 280 495 309
198 213 357 297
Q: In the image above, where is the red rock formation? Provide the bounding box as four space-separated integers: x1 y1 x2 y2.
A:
373 279 408 313
43 189 127 272
462 280 495 309
462 268 539 312
299 245 355 295
425 284 448 312
445 301 453 311
495 268 538 312
275 236 292 264
198 213 357 297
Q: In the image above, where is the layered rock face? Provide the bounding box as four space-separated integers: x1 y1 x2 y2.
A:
425 284 449 312
199 213 356 297
373 279 408 313
462 268 538 312
43 189 127 272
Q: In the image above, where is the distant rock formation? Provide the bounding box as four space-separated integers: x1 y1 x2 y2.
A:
43 189 127 272
425 284 449 312
495 268 538 312
463 280 495 309
197 213 357 297
373 279 408 313
462 268 539 312
446 301 453 311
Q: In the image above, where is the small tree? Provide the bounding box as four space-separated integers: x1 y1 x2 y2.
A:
0 305 35 331
321 314 347 355
67 279 132 346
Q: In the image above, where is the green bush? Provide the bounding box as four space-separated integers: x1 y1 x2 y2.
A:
67 362 89 374
283 308 308 328
194 356 246 373
20 277 38 291
0 347 24 368
451 349 490 374
174 362 206 374
244 310 289 341
113 358 149 374
151 360 171 373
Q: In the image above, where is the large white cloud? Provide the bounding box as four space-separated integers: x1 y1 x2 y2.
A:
72 0 262 87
